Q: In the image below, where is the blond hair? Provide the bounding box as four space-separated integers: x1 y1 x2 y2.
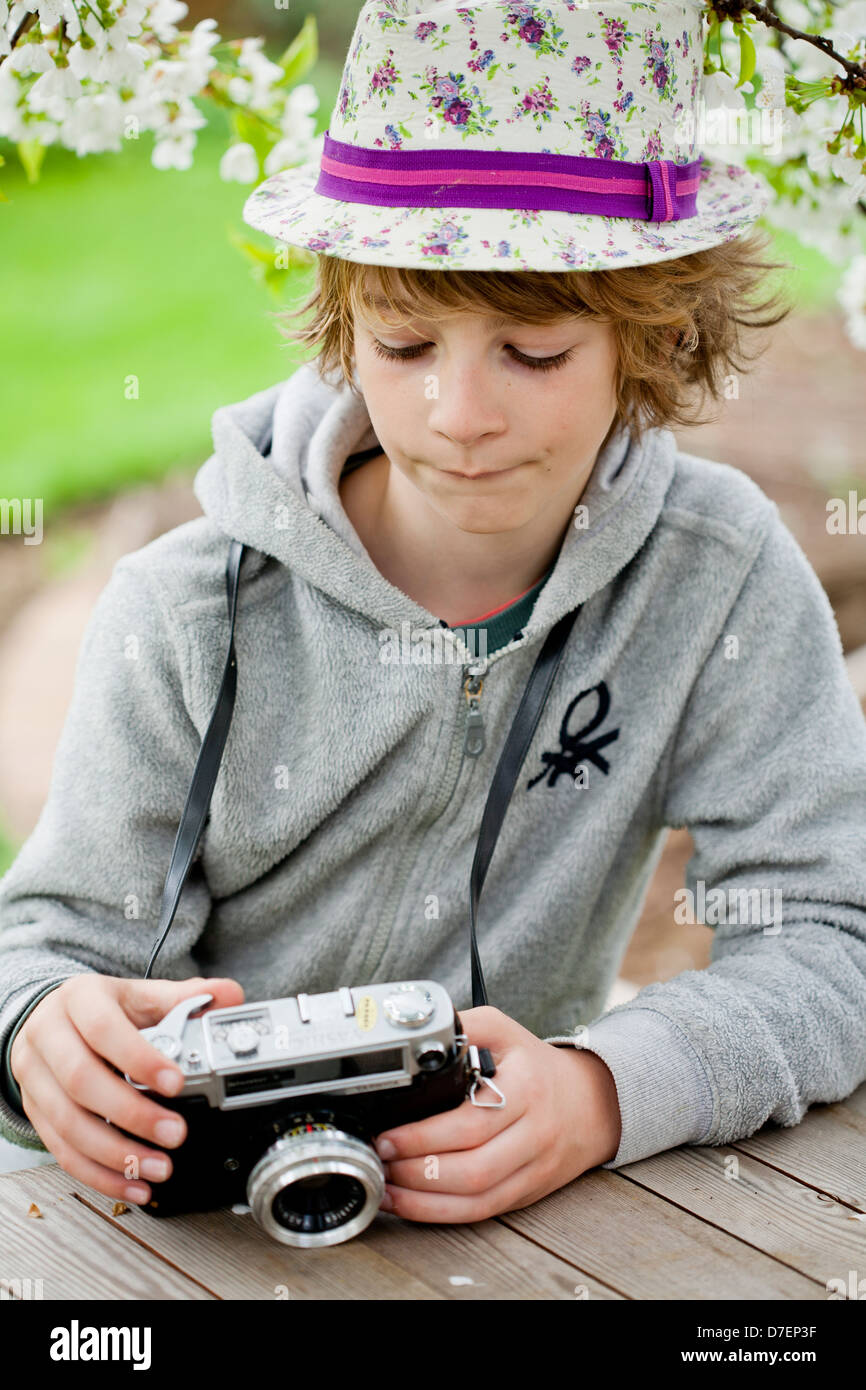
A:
271 229 793 448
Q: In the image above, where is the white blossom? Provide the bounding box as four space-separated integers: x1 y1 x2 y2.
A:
32 0 73 30
279 81 318 140
227 36 284 110
59 89 126 154
754 45 787 112
186 16 219 61
101 0 149 48
220 140 258 183
4 40 54 75
827 0 866 62
830 154 866 204
147 0 188 44
26 62 83 118
151 128 196 169
0 0 12 58
67 38 148 86
264 135 310 175
262 84 320 173
701 69 747 112
764 176 861 265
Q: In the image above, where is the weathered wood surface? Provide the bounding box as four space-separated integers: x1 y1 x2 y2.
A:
3 1081 863 1301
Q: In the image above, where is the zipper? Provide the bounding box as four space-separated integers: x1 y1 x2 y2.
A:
462 655 489 758
356 635 520 982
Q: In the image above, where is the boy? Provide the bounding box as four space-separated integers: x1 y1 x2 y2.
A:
2 0 866 1227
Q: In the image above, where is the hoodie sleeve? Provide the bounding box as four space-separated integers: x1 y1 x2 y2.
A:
0 555 213 1149
545 508 866 1169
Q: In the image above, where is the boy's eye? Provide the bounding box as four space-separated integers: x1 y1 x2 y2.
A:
370 338 576 373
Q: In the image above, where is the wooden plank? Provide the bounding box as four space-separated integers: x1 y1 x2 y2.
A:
0 1167 214 1301
21 1166 616 1300
3 1164 620 1300
728 1082 866 1210
359 1212 622 1300
609 1145 866 1290
4 1165 439 1301
498 1169 825 1299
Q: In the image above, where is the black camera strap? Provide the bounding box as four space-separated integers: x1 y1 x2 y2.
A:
146 423 580 1009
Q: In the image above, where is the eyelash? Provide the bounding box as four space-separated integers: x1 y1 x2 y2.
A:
370 338 577 374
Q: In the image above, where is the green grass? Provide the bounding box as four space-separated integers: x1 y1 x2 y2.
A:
0 62 346 514
759 225 849 316
0 823 21 881
0 58 850 515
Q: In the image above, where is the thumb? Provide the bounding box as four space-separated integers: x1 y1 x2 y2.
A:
118 975 245 1028
458 1004 523 1052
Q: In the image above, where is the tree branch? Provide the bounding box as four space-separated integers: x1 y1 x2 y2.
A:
1 10 38 66
709 1 866 87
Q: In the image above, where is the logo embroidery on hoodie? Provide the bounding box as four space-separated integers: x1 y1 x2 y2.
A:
527 681 620 788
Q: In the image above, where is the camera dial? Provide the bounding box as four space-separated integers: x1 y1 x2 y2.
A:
383 985 435 1027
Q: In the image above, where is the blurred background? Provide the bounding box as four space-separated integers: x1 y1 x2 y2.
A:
1 3 865 1170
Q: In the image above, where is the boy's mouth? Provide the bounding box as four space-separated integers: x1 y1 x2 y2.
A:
441 462 525 480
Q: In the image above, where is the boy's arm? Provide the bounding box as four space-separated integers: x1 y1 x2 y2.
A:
0 556 213 1149
546 508 866 1168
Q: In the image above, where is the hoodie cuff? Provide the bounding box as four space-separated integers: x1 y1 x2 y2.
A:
543 1007 715 1168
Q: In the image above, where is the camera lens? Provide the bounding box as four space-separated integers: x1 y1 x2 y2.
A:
271 1172 367 1233
247 1125 385 1248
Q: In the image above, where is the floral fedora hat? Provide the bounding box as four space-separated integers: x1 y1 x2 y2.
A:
242 0 771 272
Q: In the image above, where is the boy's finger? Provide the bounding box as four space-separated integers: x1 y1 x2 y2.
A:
383 1152 542 1226
116 976 245 1029
386 1113 537 1196
19 1095 152 1206
457 1004 526 1054
33 1009 189 1145
375 1090 524 1162
18 1049 174 1188
63 989 193 1097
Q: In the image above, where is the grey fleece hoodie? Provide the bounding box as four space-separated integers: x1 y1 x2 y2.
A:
1 359 866 1172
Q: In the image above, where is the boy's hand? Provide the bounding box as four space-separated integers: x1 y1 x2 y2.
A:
9 973 244 1207
375 1005 621 1223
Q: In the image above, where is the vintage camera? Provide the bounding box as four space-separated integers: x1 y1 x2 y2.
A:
122 980 503 1248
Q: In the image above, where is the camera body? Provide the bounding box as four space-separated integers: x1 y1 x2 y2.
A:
123 980 502 1246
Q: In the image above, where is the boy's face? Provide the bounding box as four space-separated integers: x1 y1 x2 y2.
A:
351 288 620 537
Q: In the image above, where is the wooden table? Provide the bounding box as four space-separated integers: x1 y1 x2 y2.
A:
2 1079 864 1301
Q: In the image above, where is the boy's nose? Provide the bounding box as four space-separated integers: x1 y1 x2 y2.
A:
427 369 508 449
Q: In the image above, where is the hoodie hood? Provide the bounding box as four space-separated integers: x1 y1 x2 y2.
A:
192 360 679 640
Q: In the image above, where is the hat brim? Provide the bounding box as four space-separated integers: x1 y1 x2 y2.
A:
242 152 770 272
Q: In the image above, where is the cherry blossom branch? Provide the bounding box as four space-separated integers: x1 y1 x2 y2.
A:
708 1 866 88
8 10 37 52
2 0 104 67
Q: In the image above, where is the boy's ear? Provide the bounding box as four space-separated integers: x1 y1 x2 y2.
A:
669 326 698 354
657 327 680 367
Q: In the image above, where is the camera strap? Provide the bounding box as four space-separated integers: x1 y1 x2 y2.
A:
147 422 580 1010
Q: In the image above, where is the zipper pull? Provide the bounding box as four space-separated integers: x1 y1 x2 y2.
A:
463 663 487 757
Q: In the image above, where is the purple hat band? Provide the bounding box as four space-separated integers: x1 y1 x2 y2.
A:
315 130 704 225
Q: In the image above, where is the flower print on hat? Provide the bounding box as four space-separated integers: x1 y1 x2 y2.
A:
243 0 771 273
